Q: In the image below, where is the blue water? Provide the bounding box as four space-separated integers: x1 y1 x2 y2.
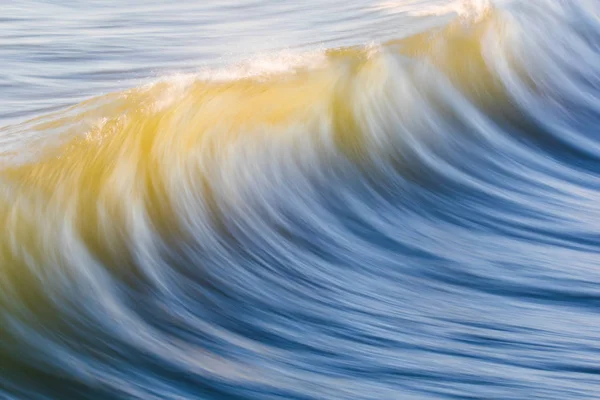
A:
2 0 600 399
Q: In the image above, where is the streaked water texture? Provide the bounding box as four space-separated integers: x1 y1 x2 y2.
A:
2 0 600 399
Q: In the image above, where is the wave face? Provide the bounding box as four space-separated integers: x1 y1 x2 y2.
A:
3 1 600 398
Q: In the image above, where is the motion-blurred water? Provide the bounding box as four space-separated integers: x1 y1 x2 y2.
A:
3 0 600 399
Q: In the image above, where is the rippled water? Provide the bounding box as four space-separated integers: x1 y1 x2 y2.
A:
1 0 446 125
3 0 600 399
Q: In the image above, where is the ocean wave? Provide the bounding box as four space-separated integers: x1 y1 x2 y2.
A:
3 1 600 399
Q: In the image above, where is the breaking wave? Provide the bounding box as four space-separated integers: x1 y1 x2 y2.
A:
3 1 600 398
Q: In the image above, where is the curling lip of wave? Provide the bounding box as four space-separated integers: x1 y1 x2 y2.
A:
373 0 497 19
0 0 503 165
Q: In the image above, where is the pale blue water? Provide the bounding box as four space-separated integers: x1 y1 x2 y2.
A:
0 0 443 125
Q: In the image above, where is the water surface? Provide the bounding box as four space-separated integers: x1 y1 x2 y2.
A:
2 1 600 399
